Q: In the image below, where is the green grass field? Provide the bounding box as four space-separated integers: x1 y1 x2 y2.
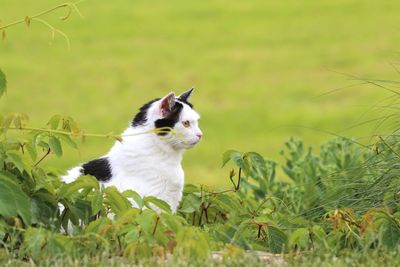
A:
1 0 400 187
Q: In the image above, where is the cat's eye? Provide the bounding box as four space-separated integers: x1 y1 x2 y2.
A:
182 120 191 128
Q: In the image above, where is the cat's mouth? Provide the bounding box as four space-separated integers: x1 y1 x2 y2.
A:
188 140 201 147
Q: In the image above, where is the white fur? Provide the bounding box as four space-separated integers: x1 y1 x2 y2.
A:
63 166 83 184
62 92 202 213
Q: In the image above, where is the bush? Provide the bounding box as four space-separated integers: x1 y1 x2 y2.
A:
0 94 399 264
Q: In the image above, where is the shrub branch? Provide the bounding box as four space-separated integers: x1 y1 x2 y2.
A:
0 1 84 47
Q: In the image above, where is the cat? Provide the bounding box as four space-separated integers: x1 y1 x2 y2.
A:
62 88 202 213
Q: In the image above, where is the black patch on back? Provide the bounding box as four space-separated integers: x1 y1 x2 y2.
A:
132 98 160 127
82 158 112 182
154 102 183 136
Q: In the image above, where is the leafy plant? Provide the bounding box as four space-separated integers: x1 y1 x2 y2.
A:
1 87 400 262
1 3 399 264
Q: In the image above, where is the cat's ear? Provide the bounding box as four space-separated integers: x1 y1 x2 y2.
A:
160 92 176 116
178 87 194 102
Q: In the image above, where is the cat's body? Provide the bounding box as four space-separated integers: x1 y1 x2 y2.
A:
62 89 202 212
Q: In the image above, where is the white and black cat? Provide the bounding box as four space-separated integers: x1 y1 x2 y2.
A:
62 88 202 212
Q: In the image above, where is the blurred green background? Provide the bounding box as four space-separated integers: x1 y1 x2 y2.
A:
1 0 400 187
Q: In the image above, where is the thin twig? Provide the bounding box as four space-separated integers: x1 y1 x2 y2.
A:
203 168 242 197
235 168 242 191
152 216 160 235
203 189 235 197
1 126 174 139
34 148 51 167
192 212 196 226
198 203 204 225
0 2 81 31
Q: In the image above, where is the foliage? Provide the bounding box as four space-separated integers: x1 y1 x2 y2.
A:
0 93 399 264
1 3 400 264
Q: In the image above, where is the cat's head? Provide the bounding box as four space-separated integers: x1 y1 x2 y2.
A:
132 88 202 150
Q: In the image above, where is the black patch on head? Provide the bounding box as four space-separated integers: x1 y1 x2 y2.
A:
132 98 160 127
154 102 183 136
177 97 194 108
81 158 112 182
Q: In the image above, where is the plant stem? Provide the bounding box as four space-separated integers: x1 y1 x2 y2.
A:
198 203 204 225
34 148 51 167
0 2 77 31
203 168 242 197
152 216 160 235
1 126 173 139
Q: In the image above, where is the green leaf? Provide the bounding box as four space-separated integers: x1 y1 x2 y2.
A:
91 190 103 215
13 113 29 129
47 115 62 129
6 151 25 173
25 142 38 161
1 114 14 133
125 227 140 243
135 209 157 235
381 217 400 248
0 69 7 98
213 194 242 213
56 133 78 149
31 195 57 225
123 190 144 209
244 152 267 176
175 226 210 260
183 184 200 194
46 233 74 257
222 150 241 167
104 186 131 215
49 136 62 157
0 173 32 225
69 199 92 223
289 228 310 249
231 219 254 243
265 225 288 253
59 175 99 199
115 208 141 226
85 217 112 234
22 228 47 260
160 213 185 233
32 189 58 207
143 196 171 214
179 194 201 213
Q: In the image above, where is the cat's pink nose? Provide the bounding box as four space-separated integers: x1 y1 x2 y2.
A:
197 134 203 140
